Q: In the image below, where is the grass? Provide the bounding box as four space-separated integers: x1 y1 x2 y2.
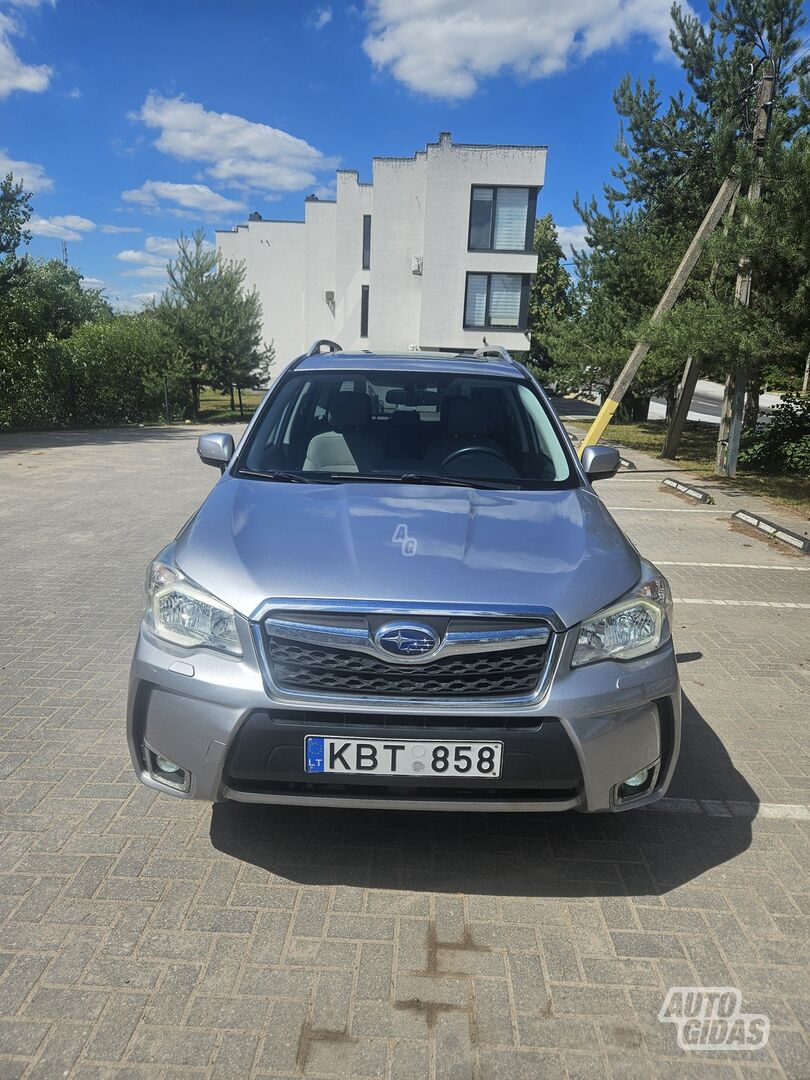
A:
196 386 266 424
600 418 810 515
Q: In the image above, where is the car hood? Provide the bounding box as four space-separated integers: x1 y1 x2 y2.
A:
174 476 641 629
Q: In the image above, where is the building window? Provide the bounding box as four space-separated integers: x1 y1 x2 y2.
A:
362 214 371 269
360 284 369 337
468 186 537 252
464 272 529 330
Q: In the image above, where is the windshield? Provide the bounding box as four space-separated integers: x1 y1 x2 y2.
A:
238 369 575 489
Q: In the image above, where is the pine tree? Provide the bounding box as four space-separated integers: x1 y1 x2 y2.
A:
156 231 272 416
545 0 809 432
527 215 573 370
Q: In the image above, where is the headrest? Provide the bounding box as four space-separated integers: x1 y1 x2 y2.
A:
447 396 490 438
389 409 421 426
329 391 372 430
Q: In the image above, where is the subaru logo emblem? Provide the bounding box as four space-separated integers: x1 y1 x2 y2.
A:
374 623 440 663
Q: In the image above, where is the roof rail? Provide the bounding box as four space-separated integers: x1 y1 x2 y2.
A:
472 345 514 363
306 339 343 356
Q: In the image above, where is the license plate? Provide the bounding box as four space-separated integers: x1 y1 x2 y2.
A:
305 736 503 779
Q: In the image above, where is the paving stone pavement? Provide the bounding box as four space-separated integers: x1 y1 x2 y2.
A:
0 424 808 1080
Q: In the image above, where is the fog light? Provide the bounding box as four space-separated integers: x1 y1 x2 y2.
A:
614 761 658 804
143 743 191 793
623 768 651 789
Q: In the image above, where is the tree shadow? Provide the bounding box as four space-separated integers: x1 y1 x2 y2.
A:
0 423 246 456
548 395 600 419
209 694 756 898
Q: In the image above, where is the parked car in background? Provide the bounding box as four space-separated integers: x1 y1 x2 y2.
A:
127 342 680 812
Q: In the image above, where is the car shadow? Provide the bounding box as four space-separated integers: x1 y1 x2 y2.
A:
209 694 756 898
0 424 246 456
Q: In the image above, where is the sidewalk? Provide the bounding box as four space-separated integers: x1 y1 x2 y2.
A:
0 425 808 1079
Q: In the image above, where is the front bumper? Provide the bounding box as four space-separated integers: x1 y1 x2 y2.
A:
127 621 681 813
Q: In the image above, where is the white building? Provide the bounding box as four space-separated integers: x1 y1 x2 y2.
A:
216 133 547 374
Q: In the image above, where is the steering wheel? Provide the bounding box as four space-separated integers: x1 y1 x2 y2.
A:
441 445 509 468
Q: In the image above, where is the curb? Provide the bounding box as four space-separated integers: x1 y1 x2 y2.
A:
732 510 810 554
662 478 715 505
620 456 636 471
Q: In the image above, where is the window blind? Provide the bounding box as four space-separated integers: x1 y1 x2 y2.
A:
493 188 529 250
488 274 521 326
465 274 488 327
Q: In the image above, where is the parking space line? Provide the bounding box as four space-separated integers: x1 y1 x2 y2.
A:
651 798 810 820
674 597 810 609
657 561 809 571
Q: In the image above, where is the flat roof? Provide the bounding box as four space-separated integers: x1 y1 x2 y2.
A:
296 352 523 379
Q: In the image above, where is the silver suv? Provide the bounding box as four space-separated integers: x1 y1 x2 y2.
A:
127 342 680 812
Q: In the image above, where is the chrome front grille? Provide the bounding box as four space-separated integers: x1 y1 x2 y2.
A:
262 611 551 701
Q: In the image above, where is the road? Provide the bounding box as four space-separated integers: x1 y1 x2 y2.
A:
649 378 783 425
0 425 808 1079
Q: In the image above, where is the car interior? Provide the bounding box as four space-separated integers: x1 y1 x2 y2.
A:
243 372 571 484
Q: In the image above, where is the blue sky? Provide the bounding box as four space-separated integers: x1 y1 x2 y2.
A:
1 0 700 309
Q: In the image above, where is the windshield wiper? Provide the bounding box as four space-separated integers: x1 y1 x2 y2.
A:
399 472 521 490
327 472 520 490
241 469 521 490
239 469 315 483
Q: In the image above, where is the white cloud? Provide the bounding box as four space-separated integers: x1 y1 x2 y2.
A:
66 86 81 99
100 223 142 234
80 276 105 290
29 218 79 240
362 0 687 99
556 223 590 257
116 234 213 280
121 179 246 218
132 291 159 304
52 214 94 231
0 10 52 99
0 148 53 191
29 214 95 241
312 7 332 29
121 264 167 279
116 235 182 265
132 93 336 194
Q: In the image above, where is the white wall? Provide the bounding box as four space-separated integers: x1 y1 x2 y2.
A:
216 220 306 368
370 154 427 351
333 171 373 351
303 198 337 352
420 135 546 351
215 133 547 376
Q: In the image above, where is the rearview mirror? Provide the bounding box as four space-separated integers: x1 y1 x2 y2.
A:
581 444 620 481
197 432 235 472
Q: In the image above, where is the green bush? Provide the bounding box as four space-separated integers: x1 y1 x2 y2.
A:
62 316 180 425
0 314 189 429
739 393 810 476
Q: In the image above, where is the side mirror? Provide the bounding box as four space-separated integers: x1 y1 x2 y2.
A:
197 432 235 472
581 444 620 482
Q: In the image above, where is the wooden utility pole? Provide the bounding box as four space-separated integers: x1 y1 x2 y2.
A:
578 173 740 455
715 65 775 476
661 191 739 460
661 356 700 458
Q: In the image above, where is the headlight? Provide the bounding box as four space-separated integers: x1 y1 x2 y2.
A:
144 555 242 656
571 565 672 667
